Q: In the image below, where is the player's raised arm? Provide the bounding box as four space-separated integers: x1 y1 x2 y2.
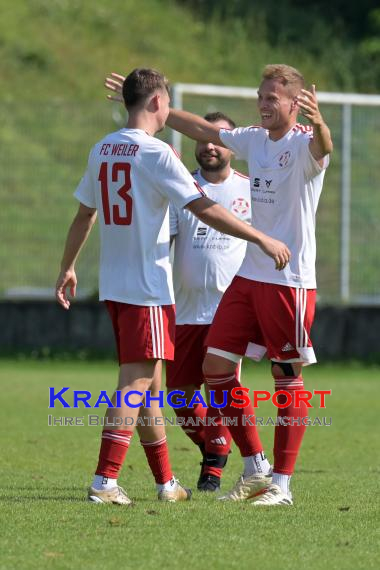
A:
297 84 333 162
105 71 225 146
55 203 97 309
166 108 224 146
187 197 291 271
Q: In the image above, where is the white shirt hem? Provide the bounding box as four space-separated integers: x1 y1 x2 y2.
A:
236 272 317 290
99 295 174 306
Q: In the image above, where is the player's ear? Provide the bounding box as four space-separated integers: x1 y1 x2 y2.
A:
150 93 160 111
291 96 299 112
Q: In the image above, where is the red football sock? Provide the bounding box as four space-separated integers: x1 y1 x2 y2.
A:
204 372 263 457
173 404 207 447
273 375 308 475
140 436 173 484
95 429 133 478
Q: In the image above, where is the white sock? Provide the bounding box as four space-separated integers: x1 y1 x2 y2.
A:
243 452 271 477
272 472 291 496
92 475 118 491
156 476 176 492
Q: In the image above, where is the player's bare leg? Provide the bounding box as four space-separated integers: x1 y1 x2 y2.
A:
203 352 271 501
136 360 166 443
137 364 191 501
88 360 158 505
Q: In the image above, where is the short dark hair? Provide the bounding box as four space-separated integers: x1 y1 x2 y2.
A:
122 68 170 109
204 111 236 129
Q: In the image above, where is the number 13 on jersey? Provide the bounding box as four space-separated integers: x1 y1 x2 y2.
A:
98 161 133 225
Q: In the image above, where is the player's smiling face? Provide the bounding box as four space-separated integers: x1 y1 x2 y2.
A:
257 79 298 138
195 119 232 172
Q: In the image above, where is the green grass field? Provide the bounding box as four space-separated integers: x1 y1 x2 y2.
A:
0 359 379 569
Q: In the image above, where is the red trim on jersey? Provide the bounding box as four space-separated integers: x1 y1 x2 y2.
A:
234 170 250 180
293 123 313 134
168 144 181 159
193 180 206 196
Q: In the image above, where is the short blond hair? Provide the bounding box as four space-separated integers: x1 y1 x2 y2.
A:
262 64 304 96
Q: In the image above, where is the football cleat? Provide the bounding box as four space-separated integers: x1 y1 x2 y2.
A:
197 473 221 492
88 485 133 505
251 484 293 506
218 472 272 501
197 452 228 491
158 478 192 502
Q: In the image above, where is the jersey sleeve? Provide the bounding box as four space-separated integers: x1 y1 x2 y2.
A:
219 127 253 161
298 133 330 180
154 146 204 208
74 149 97 208
169 203 179 237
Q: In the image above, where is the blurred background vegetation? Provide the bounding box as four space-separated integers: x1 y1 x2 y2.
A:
0 0 379 301
179 0 380 92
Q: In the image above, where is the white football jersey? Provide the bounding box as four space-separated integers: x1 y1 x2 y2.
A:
170 168 251 324
75 128 203 305
219 125 329 289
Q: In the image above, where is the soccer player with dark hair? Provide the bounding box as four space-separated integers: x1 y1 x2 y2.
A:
105 78 251 491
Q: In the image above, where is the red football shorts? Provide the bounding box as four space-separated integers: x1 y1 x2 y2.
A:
166 324 210 388
166 324 241 388
105 301 176 364
206 276 317 365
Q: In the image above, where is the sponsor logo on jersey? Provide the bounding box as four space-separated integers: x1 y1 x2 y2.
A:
232 197 250 216
279 151 291 167
196 226 208 237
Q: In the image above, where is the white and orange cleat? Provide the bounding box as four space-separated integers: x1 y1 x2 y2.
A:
157 478 192 502
218 472 272 501
251 483 293 506
88 485 133 505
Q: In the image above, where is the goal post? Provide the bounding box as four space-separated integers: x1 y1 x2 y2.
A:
170 83 380 305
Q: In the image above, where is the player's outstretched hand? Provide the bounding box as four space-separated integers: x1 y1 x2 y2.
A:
297 84 324 127
55 269 77 310
259 237 291 271
105 72 125 103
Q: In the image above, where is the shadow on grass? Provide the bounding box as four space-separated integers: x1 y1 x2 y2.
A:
297 469 327 474
0 485 198 504
0 486 84 491
0 484 89 502
0 495 85 502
